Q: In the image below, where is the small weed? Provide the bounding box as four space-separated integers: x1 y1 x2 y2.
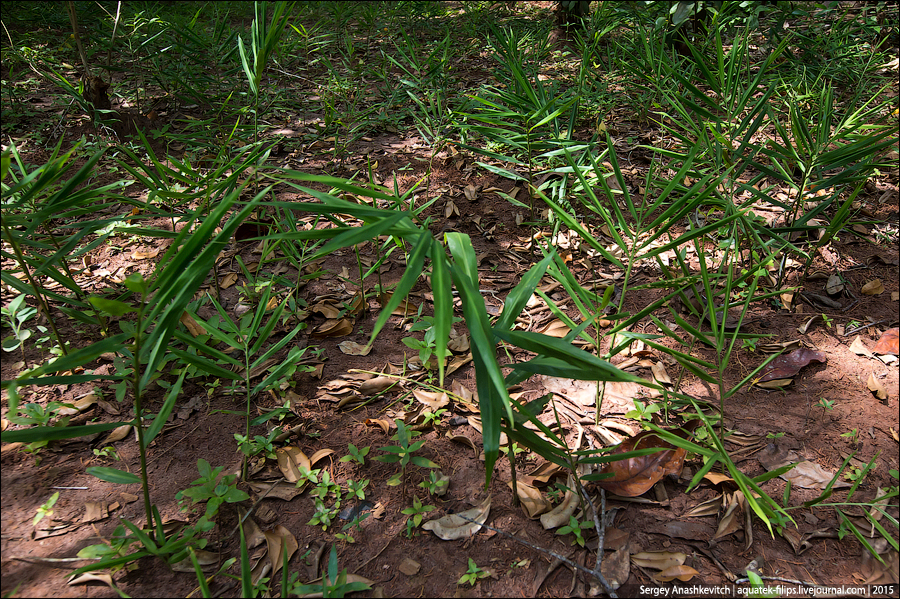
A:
175 459 249 520
841 428 859 444
339 443 370 465
234 428 281 461
816 397 835 413
93 446 121 461
458 558 489 586
33 492 59 526
418 470 449 496
557 514 593 547
286 545 371 596
375 419 438 492
625 399 661 426
401 495 435 538
345 479 369 501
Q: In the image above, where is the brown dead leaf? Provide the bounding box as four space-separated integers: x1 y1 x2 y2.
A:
180 312 205 336
593 431 688 497
463 183 479 201
412 389 449 411
310 300 342 319
311 318 353 338
867 373 888 400
850 336 875 358
539 319 571 338
276 447 310 483
508 480 551 519
337 341 372 356
632 551 686 571
358 376 398 396
782 461 851 490
757 348 827 383
861 279 885 295
653 565 700 583
220 272 239 289
131 247 160 260
651 361 672 385
423 495 490 540
873 328 899 355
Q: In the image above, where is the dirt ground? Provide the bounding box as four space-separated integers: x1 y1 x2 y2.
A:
2 4 899 598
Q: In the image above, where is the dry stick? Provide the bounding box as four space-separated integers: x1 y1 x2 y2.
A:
452 510 619 598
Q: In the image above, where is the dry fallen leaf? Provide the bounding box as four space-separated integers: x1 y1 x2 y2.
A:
849 336 874 358
337 341 372 356
423 495 491 540
540 475 578 529
593 431 688 497
311 318 353 338
861 279 885 295
867 373 888 400
873 328 899 355
757 348 827 383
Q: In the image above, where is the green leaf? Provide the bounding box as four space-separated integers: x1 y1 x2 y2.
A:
86 466 142 485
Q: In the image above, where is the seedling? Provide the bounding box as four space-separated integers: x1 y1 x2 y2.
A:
1 294 37 359
557 514 593 547
625 399 661 425
93 446 121 461
816 397 835 413
841 428 859 444
401 495 435 537
374 419 438 495
345 479 369 501
458 558 489 586
418 470 448 496
234 428 281 460
339 443 370 465
286 545 371 596
176 459 249 520
33 492 59 526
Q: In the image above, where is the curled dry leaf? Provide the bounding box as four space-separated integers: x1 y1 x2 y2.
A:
310 300 342 319
311 318 353 338
422 495 491 540
276 447 310 484
826 274 844 295
101 424 132 445
56 393 98 416
861 279 885 295
180 311 205 337
358 376 398 396
651 361 672 385
755 378 793 389
850 336 874 358
508 480 551 519
867 373 888 400
593 431 688 497
757 348 827 383
447 433 478 457
246 480 305 501
540 475 578 529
